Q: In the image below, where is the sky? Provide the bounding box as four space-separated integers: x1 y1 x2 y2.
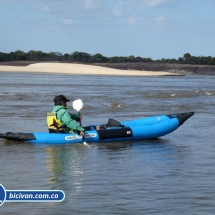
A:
0 0 215 60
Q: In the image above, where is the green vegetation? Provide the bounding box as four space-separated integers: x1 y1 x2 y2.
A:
0 50 215 65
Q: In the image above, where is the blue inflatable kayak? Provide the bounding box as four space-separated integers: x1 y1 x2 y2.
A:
0 112 194 145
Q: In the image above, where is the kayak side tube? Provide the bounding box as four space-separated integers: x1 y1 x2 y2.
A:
29 131 100 144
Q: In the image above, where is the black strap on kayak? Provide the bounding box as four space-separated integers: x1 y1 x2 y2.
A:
97 127 132 140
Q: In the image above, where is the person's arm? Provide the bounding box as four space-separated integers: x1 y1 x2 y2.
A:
61 111 84 131
69 113 82 122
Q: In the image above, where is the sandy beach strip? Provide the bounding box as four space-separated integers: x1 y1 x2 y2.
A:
0 62 182 76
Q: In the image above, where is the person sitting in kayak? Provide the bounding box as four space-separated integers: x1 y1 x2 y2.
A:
47 95 85 136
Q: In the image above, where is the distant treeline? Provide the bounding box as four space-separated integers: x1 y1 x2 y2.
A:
1 50 215 65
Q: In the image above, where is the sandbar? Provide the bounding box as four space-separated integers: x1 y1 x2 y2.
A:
0 62 182 76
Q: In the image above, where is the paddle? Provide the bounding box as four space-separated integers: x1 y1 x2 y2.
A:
72 99 88 145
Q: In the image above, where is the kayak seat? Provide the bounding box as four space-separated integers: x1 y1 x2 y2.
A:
83 118 124 131
101 118 124 129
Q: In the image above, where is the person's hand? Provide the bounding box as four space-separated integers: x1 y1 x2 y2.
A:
79 115 83 121
80 131 85 137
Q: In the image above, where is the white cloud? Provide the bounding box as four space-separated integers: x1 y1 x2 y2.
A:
83 0 100 10
126 0 165 7
155 16 166 24
42 5 49 12
127 15 137 26
62 19 73 25
113 6 123 17
2 0 24 2
146 0 167 7
154 16 169 29
126 0 182 8
2 0 177 31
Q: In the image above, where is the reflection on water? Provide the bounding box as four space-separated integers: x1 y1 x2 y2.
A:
42 138 190 209
45 145 85 196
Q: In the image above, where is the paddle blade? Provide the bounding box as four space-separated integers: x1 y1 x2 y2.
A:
73 99 83 112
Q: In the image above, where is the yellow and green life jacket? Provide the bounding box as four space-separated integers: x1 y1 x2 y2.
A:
47 112 64 131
